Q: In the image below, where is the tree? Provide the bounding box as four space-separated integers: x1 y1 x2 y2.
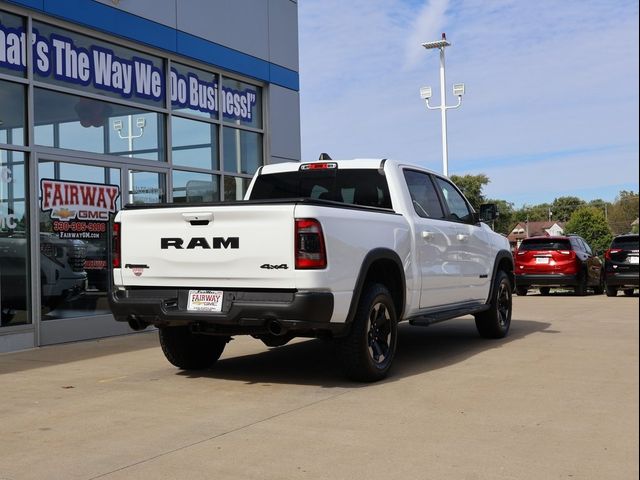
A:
450 173 489 211
551 196 585 222
565 206 612 254
488 198 515 235
513 203 552 223
607 190 639 235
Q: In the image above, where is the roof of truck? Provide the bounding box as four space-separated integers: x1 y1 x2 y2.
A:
259 158 440 176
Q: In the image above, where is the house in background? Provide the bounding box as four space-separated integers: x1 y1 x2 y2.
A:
507 221 565 250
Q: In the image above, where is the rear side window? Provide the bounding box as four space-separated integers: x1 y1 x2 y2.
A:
611 235 639 250
519 239 571 251
249 169 392 209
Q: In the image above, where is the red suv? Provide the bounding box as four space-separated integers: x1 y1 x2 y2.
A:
514 235 604 296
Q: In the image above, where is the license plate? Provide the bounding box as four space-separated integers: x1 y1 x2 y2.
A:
535 257 550 264
187 290 223 312
630 256 639 264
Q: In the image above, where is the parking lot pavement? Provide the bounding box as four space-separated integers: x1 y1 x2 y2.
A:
0 293 638 480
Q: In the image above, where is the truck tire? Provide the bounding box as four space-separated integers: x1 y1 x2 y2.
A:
539 287 550 296
605 285 617 297
159 326 228 370
475 270 512 339
623 288 635 296
337 283 398 382
515 286 528 296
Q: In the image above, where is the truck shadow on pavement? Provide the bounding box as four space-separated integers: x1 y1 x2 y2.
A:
179 318 554 387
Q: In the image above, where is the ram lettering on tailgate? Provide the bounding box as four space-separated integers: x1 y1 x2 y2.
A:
160 237 239 249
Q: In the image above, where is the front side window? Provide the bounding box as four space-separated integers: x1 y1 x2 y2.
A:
403 170 444 219
434 177 473 222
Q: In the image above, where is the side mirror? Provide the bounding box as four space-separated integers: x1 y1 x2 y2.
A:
479 203 499 222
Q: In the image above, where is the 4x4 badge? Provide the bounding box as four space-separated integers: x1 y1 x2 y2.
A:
260 264 289 270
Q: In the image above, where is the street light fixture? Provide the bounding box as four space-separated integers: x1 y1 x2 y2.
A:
420 33 464 177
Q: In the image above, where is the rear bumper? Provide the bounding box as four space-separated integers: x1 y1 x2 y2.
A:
109 287 339 336
605 272 639 288
515 273 578 288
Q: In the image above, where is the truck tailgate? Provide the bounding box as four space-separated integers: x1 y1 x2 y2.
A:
117 204 296 288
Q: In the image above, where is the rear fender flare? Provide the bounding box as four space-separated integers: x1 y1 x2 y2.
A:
345 249 406 324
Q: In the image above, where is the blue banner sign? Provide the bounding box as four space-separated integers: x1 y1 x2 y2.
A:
0 22 258 122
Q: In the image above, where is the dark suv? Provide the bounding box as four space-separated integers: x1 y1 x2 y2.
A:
604 234 639 297
514 235 604 296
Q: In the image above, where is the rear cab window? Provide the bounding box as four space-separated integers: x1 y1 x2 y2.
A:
249 168 392 209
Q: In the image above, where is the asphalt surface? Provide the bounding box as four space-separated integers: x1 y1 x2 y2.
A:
0 292 638 480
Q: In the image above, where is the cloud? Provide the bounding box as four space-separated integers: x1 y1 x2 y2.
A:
404 0 450 69
298 0 639 206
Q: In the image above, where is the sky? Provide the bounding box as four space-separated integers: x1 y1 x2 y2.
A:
297 0 639 208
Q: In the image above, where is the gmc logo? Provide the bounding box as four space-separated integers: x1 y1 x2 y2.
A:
161 237 239 249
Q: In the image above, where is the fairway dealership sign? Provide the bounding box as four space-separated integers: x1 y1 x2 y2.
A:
40 179 120 239
0 23 257 122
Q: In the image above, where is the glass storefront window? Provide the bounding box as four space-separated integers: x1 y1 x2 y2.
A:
172 170 219 203
221 77 262 129
33 21 165 107
128 170 166 204
0 11 26 78
171 63 219 120
224 176 250 202
223 127 262 175
38 161 121 321
1 149 28 327
0 79 25 146
34 88 165 161
171 116 218 170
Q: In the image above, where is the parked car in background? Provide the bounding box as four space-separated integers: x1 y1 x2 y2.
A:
514 235 604 296
604 234 639 297
1 232 87 325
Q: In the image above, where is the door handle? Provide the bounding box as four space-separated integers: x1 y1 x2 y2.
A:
182 212 213 225
422 231 434 240
456 233 469 241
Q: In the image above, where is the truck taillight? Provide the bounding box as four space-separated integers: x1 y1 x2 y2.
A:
112 222 121 268
295 218 327 269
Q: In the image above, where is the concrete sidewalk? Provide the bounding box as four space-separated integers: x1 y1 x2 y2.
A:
0 294 638 480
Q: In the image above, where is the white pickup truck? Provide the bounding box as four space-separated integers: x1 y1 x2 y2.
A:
109 159 514 381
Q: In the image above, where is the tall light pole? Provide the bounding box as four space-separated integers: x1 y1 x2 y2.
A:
419 33 464 177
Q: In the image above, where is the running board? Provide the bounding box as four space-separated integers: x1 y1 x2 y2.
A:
408 304 490 327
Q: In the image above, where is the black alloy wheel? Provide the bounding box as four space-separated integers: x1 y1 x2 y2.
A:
367 302 393 367
475 270 512 339
337 283 398 382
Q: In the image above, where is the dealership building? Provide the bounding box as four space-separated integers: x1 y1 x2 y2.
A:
0 0 301 353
